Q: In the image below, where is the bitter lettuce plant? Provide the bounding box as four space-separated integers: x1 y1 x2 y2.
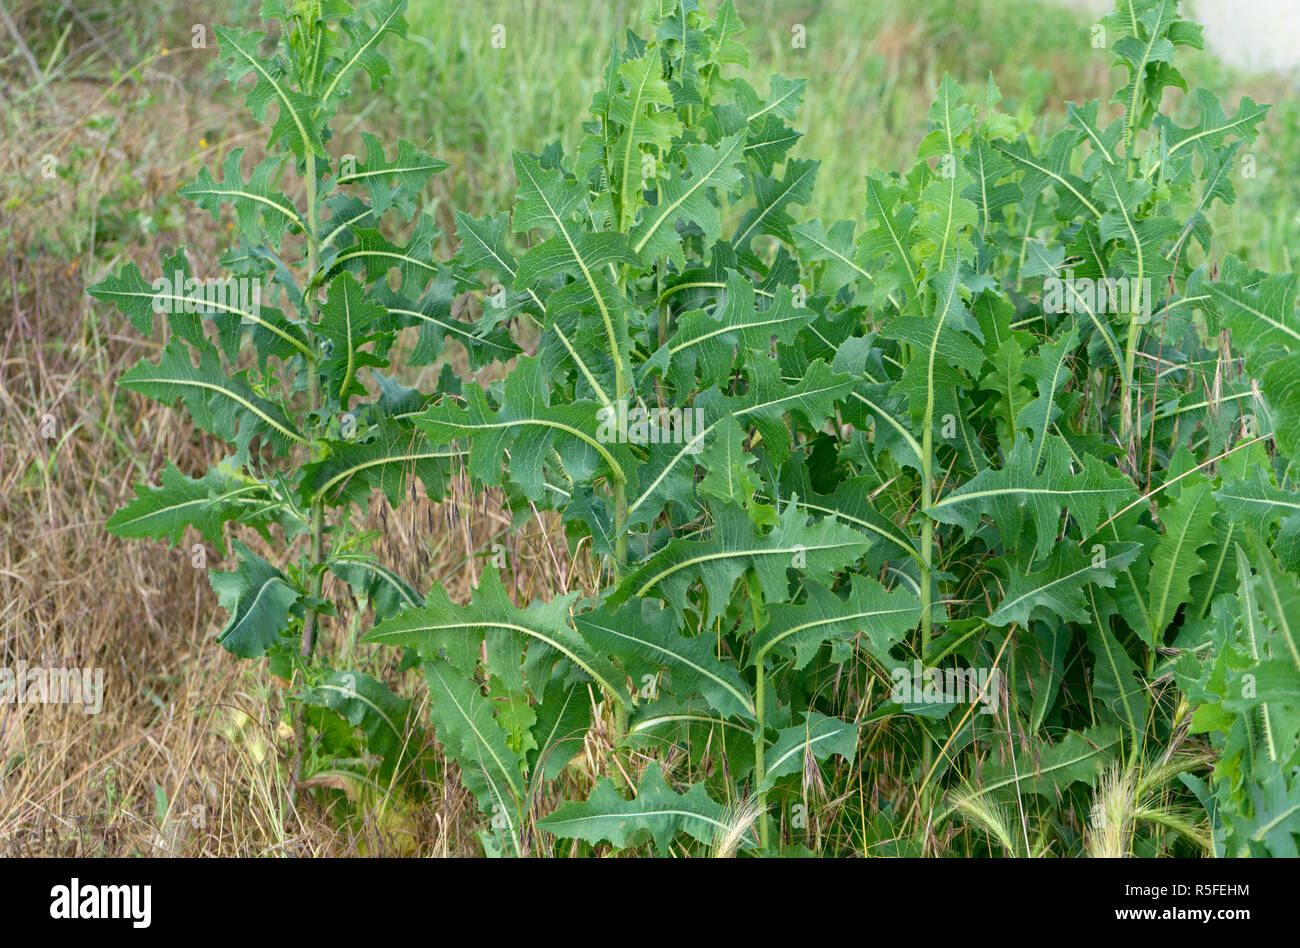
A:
88 0 468 797
88 0 1300 857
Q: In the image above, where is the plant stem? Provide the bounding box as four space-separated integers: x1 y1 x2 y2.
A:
613 487 628 576
1121 312 1137 422
919 395 935 662
1118 149 1146 457
299 145 325 659
612 267 631 578
293 135 326 796
747 573 771 852
300 496 325 657
1121 309 1142 449
915 328 939 831
608 260 631 756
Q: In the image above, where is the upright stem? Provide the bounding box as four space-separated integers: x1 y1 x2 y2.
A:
299 155 326 660
607 262 630 782
291 151 327 801
300 496 325 657
1118 150 1146 457
919 393 935 661
747 573 771 852
1120 310 1141 447
916 335 938 833
613 486 628 576
611 267 631 577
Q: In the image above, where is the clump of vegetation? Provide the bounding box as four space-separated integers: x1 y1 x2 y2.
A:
90 0 449 801
88 0 1300 857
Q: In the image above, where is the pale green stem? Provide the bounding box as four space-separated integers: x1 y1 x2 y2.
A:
919 387 935 661
748 573 771 852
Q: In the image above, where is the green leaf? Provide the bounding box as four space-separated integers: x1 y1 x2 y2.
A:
299 419 453 508
882 264 986 426
978 331 1031 450
1154 89 1269 162
962 134 1021 239
377 278 520 369
366 569 626 706
732 157 818 250
319 0 410 106
300 669 413 777
316 272 389 407
659 271 812 392
1085 587 1148 752
576 598 756 720
993 132 1100 223
86 261 165 336
1104 0 1203 141
1015 325 1078 452
743 112 802 174
956 725 1122 807
414 356 633 502
1216 470 1300 572
328 552 420 623
631 133 747 267
180 150 303 250
781 474 921 565
338 132 446 219
754 577 921 671
609 49 681 229
422 658 525 823
1249 533 1300 686
697 413 762 512
929 433 1135 563
107 460 298 555
1148 479 1217 641
760 711 858 789
511 152 639 387
450 209 543 328
735 357 857 463
615 501 871 627
528 675 593 784
1245 770 1300 857
88 248 312 364
329 214 440 299
537 762 729 854
214 25 325 159
856 174 919 306
1201 270 1299 453
790 218 874 298
118 341 307 460
210 541 301 658
986 541 1141 628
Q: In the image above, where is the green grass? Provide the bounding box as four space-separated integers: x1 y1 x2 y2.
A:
383 0 1102 220
377 0 1297 265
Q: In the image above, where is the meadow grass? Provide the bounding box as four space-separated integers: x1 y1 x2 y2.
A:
378 0 1297 261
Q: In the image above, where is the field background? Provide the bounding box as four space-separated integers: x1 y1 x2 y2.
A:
1 0 1296 855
